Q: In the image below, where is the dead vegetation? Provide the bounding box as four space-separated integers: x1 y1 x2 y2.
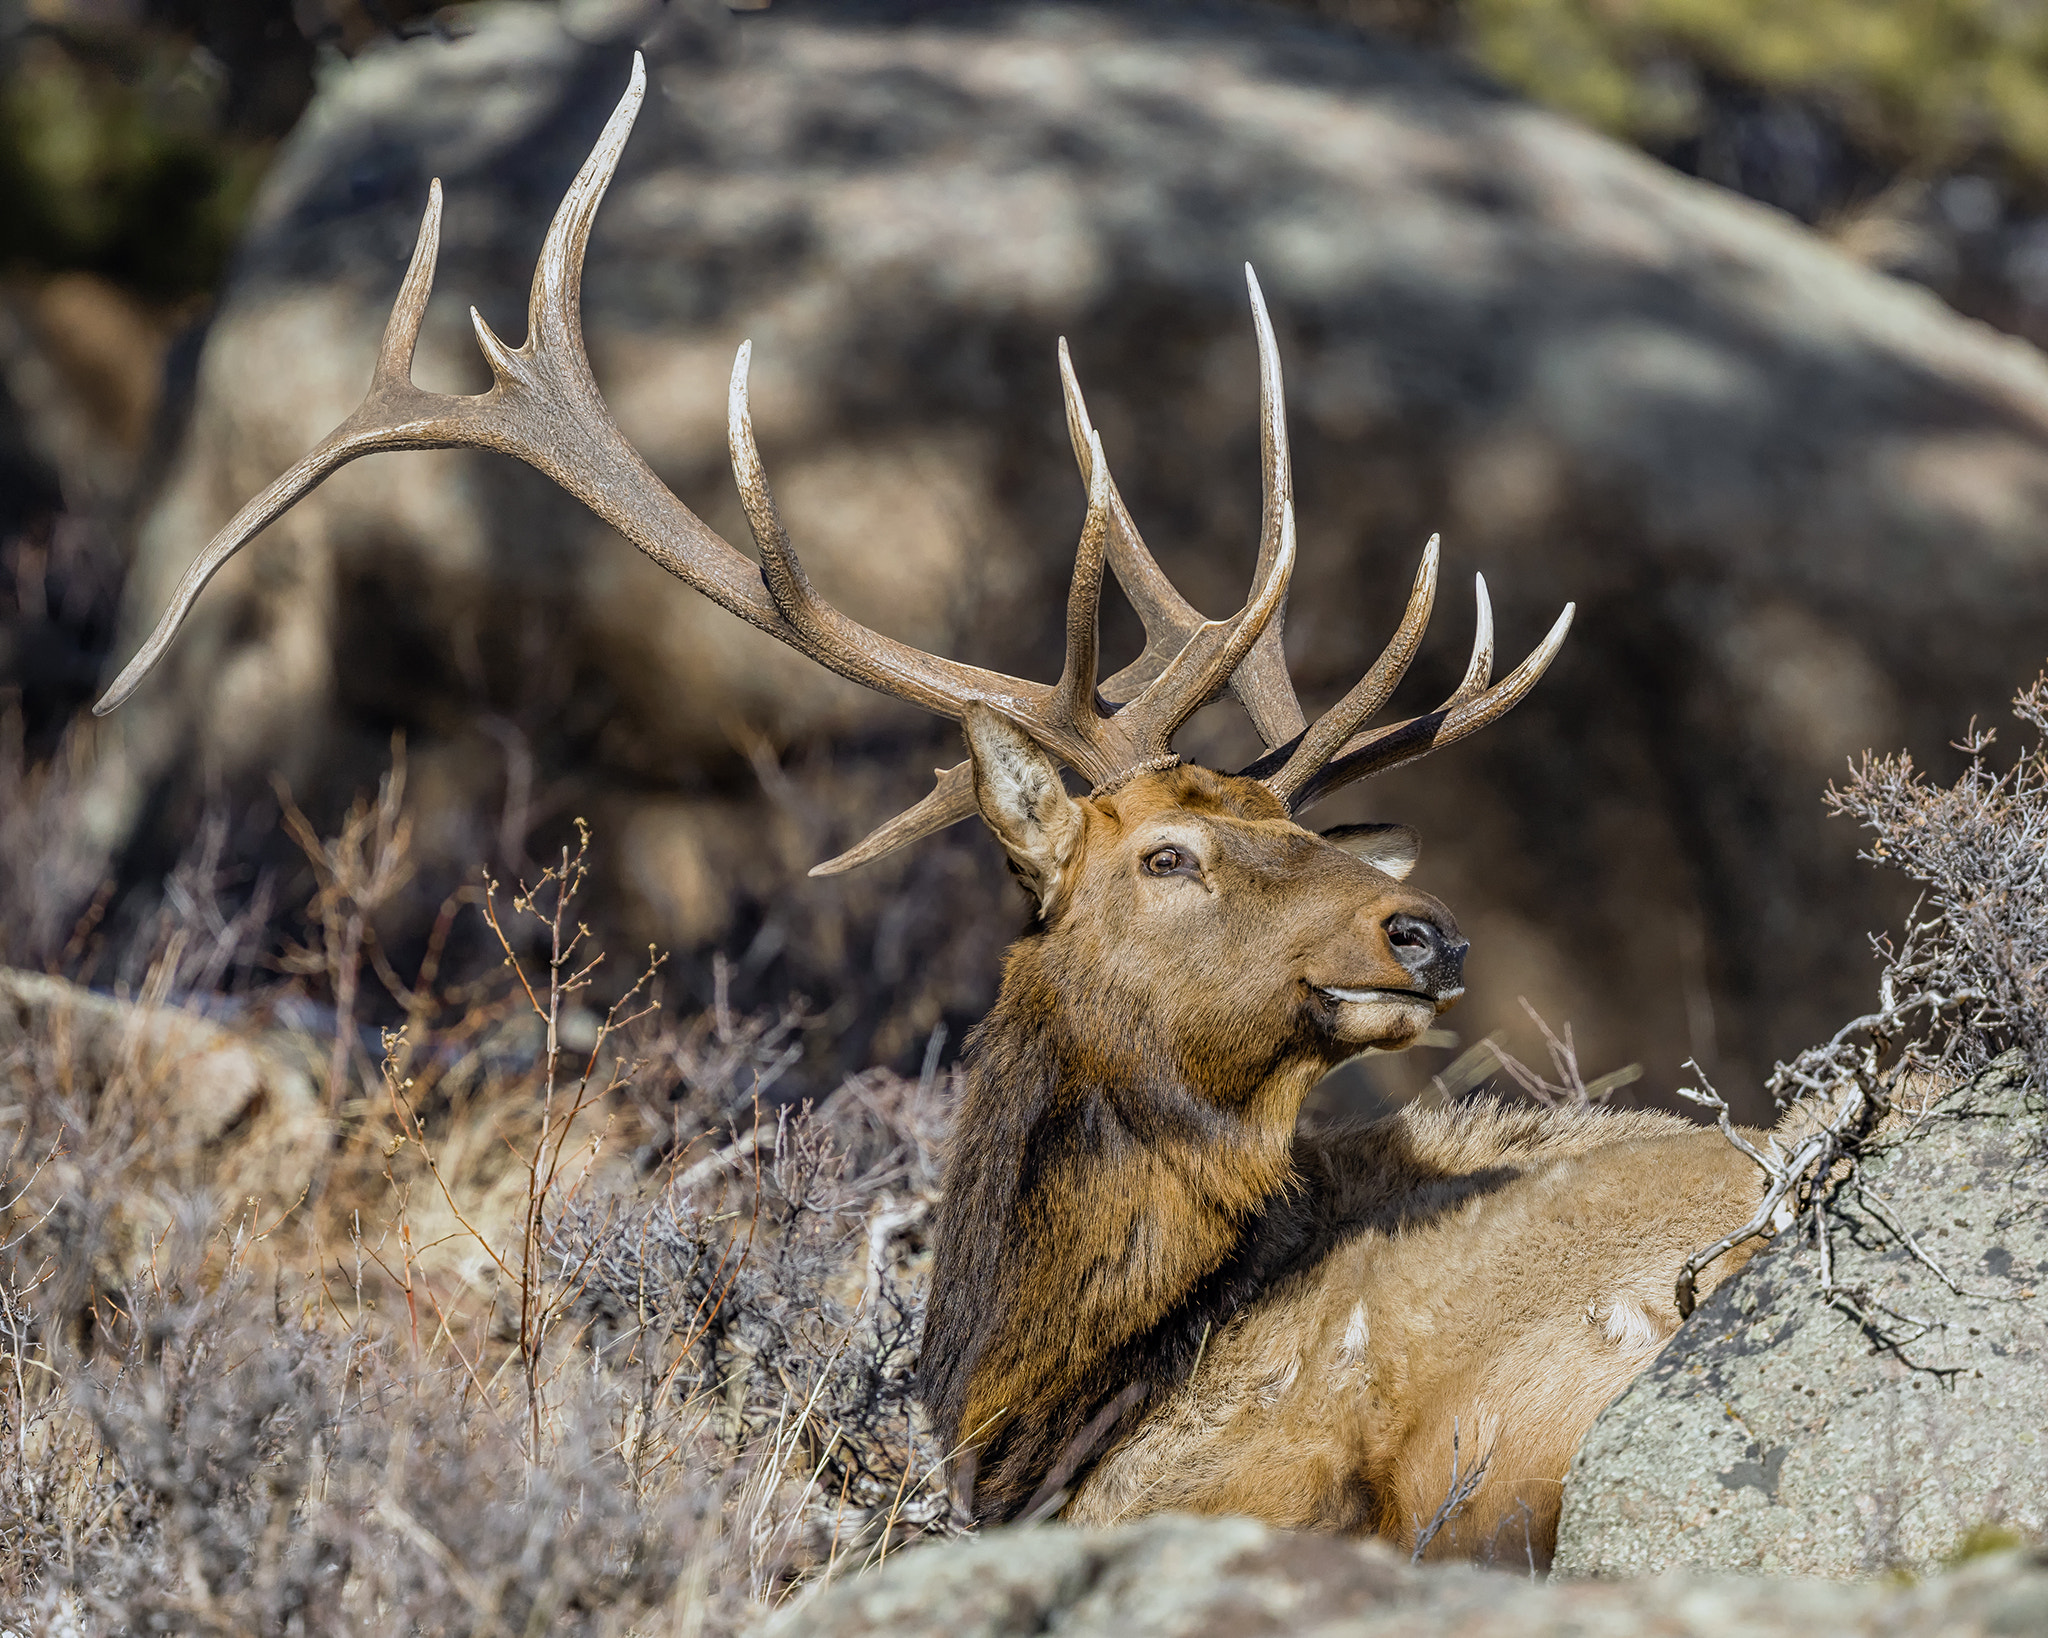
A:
0 753 959 1634
1422 997 1645 1112
1673 671 2048 1334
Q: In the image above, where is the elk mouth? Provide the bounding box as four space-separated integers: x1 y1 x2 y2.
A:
1313 985 1438 1007
1310 983 1455 1049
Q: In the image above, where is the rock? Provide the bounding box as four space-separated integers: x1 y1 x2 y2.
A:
1555 1050 2048 1577
0 968 326 1272
93 0 2048 1095
767 1511 2048 1637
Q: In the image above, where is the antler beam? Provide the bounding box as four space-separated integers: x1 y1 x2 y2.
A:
99 57 1052 732
96 54 1572 876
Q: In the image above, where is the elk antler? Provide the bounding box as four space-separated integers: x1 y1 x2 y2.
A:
815 263 1572 870
805 274 1310 876
97 57 1046 732
95 55 1570 876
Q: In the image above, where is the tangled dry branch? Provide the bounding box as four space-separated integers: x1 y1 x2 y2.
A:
1673 670 2048 1329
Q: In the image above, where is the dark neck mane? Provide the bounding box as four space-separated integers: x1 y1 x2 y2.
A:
916 943 1322 1522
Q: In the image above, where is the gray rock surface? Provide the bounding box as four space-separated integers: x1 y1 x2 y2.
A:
96 0 2048 1093
766 1511 2048 1637
1556 1051 2048 1577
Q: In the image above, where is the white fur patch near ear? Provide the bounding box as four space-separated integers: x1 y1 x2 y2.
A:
963 704 1085 916
1320 823 1421 880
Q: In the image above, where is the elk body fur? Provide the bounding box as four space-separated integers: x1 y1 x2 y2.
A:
1001 1099 1764 1556
917 735 1771 1560
98 61 1783 1566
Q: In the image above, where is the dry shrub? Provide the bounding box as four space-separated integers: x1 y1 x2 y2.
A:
0 1039 953 1632
1827 672 2048 1085
0 763 961 1633
0 1226 737 1636
1671 668 2048 1327
555 1059 954 1565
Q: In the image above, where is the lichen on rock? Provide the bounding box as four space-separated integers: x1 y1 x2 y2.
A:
1556 1049 2048 1578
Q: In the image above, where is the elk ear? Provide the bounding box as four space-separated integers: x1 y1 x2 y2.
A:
1321 822 1420 880
963 703 1085 916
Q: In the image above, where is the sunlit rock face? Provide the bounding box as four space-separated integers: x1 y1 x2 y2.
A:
103 0 2048 1098
1557 1053 2048 1578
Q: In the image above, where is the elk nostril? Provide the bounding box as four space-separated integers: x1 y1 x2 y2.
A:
1383 913 1446 975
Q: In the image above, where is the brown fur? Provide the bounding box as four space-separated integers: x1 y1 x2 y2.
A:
1065 1103 1769 1559
918 750 1771 1559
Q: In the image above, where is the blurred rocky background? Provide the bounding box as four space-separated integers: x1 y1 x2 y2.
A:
9 0 2048 1115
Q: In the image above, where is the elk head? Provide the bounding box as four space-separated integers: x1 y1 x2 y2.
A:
94 56 1571 1074
966 712 1466 1075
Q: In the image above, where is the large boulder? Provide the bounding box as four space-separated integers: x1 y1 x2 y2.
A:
1555 1050 2048 1577
94 0 2048 1096
765 1511 2048 1637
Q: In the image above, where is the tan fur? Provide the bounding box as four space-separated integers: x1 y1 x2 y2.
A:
920 751 1776 1562
1065 1104 1770 1560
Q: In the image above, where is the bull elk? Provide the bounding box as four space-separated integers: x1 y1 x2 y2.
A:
99 60 1780 1562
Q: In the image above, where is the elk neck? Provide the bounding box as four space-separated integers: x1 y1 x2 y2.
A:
917 922 1333 1523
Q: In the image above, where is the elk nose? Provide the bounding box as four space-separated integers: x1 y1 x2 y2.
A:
1383 913 1468 998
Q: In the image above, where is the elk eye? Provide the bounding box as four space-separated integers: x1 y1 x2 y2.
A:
1144 847 1189 877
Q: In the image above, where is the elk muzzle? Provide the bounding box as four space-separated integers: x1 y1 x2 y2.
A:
1309 905 1466 1050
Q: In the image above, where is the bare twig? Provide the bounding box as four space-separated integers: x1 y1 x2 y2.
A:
1411 1417 1492 1561
1674 871 1998 1326
1483 1000 1642 1109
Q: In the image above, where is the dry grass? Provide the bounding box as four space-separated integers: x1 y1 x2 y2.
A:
0 753 961 1634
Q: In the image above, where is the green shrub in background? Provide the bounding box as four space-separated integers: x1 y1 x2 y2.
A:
1464 0 2048 186
1307 0 2048 207
0 29 270 298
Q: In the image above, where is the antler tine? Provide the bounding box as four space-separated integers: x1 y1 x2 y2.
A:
1231 266 1310 748
1285 601 1575 813
372 176 443 391
729 341 836 652
94 177 450 716
1246 267 1290 590
1444 572 1495 709
1262 535 1439 807
1051 431 1113 728
470 52 644 393
523 58 640 370
1122 497 1296 757
810 760 978 877
1057 338 1200 697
